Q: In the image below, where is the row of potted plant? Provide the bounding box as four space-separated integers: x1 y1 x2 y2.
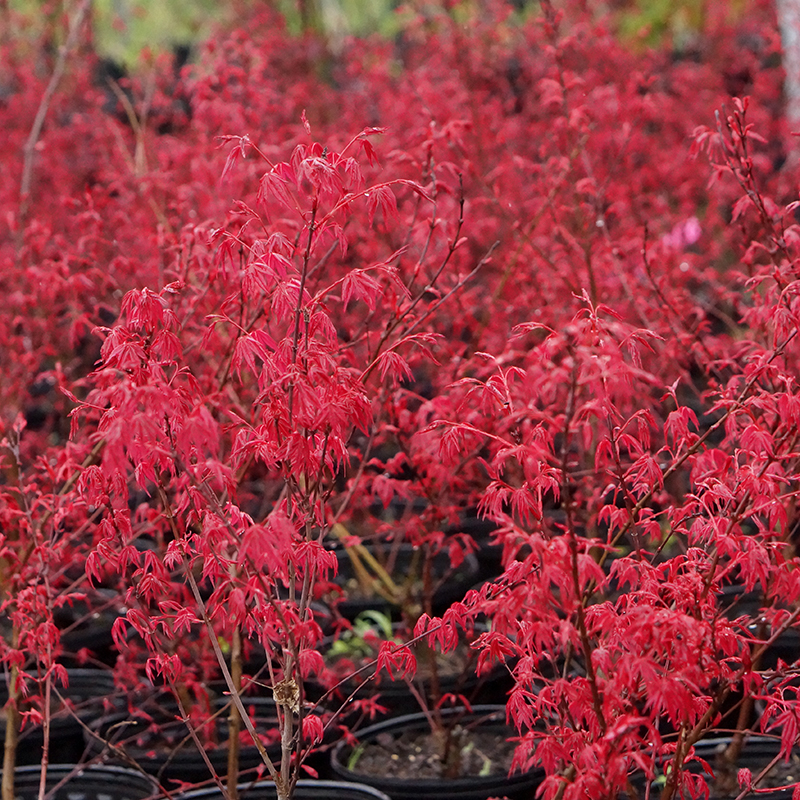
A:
3 1 800 799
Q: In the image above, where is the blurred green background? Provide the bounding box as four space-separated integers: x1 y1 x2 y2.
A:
4 0 745 67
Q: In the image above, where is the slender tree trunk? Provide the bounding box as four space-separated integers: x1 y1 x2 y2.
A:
226 627 243 800
1 629 21 800
1 691 20 800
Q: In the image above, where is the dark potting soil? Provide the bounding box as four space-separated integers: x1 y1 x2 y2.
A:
349 726 516 780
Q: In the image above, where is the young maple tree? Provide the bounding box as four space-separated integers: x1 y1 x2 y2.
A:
0 416 101 800
422 92 800 800
69 121 478 798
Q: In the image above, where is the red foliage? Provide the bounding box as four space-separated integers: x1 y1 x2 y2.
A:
2 0 800 797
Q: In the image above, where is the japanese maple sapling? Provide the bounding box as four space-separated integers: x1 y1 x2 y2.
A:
426 101 800 800
75 126 472 799
0 417 98 800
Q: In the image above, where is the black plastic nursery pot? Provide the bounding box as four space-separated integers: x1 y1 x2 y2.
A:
451 517 503 582
9 765 158 800
717 585 800 669
628 737 800 799
0 668 117 765
55 589 125 667
677 737 800 799
330 705 544 800
176 778 392 800
86 695 281 787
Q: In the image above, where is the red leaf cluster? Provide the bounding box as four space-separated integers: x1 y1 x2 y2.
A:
2 1 800 797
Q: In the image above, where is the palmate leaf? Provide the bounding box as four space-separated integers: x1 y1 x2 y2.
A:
231 329 278 377
341 268 382 310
